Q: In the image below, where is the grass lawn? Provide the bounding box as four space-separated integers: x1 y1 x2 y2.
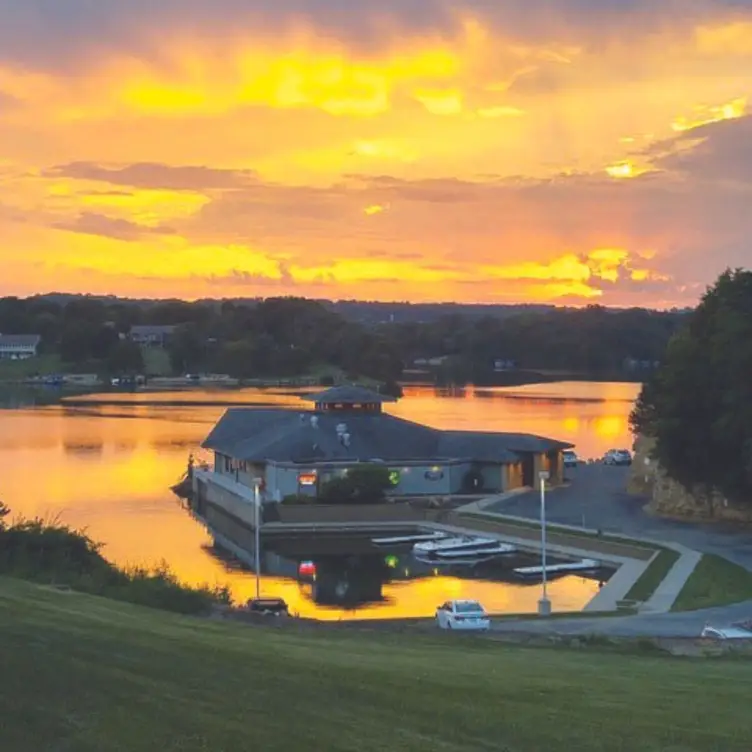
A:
624 549 680 603
1 577 751 751
672 554 752 612
0 354 62 380
141 347 173 376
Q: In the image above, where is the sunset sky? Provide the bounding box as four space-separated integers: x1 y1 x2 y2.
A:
1 1 751 306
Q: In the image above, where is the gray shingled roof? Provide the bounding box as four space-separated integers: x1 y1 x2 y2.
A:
0 334 41 347
304 385 397 404
202 408 572 464
441 430 572 455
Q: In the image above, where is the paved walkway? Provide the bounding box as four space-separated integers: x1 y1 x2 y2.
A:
469 466 752 634
483 464 752 571
640 548 703 613
457 489 705 614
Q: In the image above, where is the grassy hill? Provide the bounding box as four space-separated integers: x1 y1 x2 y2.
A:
1 578 751 751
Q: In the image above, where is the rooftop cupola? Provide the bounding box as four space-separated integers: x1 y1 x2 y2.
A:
303 385 397 413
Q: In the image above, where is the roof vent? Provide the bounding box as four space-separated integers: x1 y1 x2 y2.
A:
310 415 319 429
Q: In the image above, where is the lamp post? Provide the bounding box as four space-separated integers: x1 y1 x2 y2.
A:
537 470 551 616
253 478 262 600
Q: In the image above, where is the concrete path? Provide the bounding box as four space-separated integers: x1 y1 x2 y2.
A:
483 464 752 571
640 548 702 613
472 465 752 634
458 489 705 614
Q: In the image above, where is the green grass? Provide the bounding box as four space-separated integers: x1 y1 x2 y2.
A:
141 347 173 376
624 549 680 603
0 354 63 380
673 554 752 612
1 578 752 751
460 511 658 549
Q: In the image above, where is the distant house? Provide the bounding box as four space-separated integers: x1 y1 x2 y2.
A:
0 334 41 360
197 385 571 503
128 325 176 348
413 356 450 367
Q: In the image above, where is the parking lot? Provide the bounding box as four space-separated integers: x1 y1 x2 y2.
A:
484 462 752 570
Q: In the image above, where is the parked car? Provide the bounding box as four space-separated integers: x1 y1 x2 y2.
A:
603 449 632 466
435 599 490 631
247 597 290 617
701 623 752 640
563 449 579 468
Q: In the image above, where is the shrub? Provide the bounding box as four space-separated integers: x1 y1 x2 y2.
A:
0 508 232 615
280 494 316 505
319 464 392 504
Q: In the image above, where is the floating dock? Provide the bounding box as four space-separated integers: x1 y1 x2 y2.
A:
372 532 448 546
513 558 600 577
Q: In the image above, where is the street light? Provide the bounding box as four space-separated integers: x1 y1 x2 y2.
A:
253 477 263 600
538 470 551 617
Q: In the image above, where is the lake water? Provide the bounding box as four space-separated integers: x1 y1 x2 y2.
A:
0 381 639 619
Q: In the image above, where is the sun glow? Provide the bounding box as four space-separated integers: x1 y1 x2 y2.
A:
0 7 749 304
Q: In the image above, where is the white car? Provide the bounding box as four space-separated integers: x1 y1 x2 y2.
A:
563 449 579 468
701 623 752 640
435 599 490 631
603 449 632 466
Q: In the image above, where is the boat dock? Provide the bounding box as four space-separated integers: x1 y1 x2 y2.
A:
513 558 600 577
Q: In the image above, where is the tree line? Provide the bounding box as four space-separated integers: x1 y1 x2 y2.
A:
0 294 687 384
631 269 752 505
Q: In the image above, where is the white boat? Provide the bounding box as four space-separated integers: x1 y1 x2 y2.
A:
413 536 499 556
372 532 448 546
513 558 600 577
434 543 516 559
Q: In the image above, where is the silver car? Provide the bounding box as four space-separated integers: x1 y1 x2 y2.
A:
604 449 632 466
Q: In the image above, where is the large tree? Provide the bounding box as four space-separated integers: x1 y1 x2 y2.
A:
631 269 752 503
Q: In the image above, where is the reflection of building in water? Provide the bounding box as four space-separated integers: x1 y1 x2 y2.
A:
300 556 389 607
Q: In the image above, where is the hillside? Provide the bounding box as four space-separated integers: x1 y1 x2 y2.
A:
0 577 750 751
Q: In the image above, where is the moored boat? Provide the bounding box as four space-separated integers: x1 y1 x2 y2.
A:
413 535 500 557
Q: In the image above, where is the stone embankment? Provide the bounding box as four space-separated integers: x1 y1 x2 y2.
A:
629 436 752 522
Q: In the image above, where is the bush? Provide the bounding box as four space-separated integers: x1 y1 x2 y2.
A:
0 510 231 615
280 494 316 505
319 464 392 504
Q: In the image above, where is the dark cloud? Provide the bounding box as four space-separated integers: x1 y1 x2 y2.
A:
46 162 258 191
653 115 752 184
2 1 751 70
53 212 175 242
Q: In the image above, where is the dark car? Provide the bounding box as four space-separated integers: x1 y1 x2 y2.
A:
247 598 290 617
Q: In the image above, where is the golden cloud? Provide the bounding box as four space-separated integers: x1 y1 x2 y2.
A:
1 10 751 306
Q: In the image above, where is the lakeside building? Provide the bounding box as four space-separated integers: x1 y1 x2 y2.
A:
127 325 176 348
199 385 570 502
0 334 41 360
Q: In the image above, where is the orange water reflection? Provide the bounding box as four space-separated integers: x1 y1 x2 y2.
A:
0 382 636 617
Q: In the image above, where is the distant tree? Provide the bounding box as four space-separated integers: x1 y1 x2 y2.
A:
106 341 145 375
59 322 100 363
169 325 206 374
216 340 259 380
630 269 752 504
318 465 392 504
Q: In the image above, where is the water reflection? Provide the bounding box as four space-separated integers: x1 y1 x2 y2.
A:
0 382 636 617
201 535 606 620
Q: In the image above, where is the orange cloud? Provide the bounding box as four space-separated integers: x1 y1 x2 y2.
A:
1 7 752 306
